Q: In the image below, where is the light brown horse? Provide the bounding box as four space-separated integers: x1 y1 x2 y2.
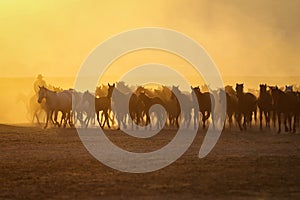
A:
235 83 257 131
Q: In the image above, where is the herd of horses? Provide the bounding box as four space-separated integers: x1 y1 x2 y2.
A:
34 81 300 133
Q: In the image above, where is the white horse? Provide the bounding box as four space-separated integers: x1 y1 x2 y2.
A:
37 86 73 128
172 86 193 129
111 87 131 129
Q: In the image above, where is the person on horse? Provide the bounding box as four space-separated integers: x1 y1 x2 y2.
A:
33 74 47 94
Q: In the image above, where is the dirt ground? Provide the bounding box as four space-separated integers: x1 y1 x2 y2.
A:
1 124 300 199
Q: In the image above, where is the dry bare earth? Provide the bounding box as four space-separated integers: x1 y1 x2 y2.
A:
1 124 300 199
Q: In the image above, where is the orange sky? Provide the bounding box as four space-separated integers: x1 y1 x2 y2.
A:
0 0 300 123
0 0 300 79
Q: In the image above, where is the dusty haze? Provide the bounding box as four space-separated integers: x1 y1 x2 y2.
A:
0 0 299 123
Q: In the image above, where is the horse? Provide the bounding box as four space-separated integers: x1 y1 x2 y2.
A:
258 84 273 130
75 90 95 128
171 86 193 129
129 92 145 129
270 86 298 133
138 91 167 129
111 86 132 129
37 86 73 129
235 83 257 131
94 83 115 128
17 93 47 125
218 89 238 129
191 86 215 129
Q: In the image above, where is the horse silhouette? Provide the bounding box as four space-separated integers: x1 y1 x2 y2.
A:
270 86 298 133
37 86 73 129
235 83 257 131
191 86 214 129
129 92 145 129
257 84 273 130
94 83 115 128
138 90 166 129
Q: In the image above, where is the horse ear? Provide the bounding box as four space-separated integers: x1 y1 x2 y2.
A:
113 83 115 87
108 83 111 87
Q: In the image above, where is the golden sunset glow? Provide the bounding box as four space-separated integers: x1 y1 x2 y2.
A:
0 0 300 123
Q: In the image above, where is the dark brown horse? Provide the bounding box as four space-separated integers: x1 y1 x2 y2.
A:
270 86 298 133
166 91 181 128
94 83 115 128
138 91 168 129
191 86 215 129
129 93 145 128
235 84 257 131
258 84 273 130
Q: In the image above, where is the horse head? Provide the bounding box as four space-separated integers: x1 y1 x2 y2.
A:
171 85 180 94
259 84 267 93
235 83 244 96
285 85 293 92
37 86 47 103
107 83 115 98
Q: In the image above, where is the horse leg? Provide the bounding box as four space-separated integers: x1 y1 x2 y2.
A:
105 112 110 128
264 110 268 128
175 115 179 128
292 114 296 133
201 112 205 129
84 115 89 128
61 112 67 128
228 113 233 130
36 111 41 125
254 108 257 124
59 112 64 128
259 109 263 130
277 112 281 133
96 111 102 127
69 111 74 128
284 113 289 132
202 111 210 129
236 113 243 131
288 114 292 132
273 111 276 128
44 111 50 129
250 112 253 128
243 113 247 130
